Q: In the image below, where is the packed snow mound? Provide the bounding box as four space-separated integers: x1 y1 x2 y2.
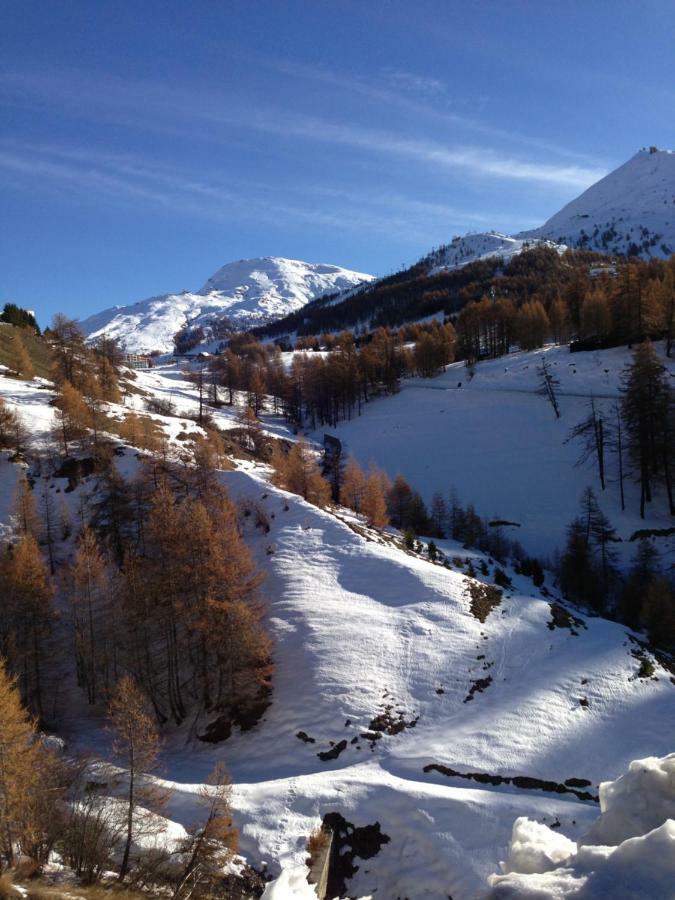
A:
586 753 675 847
80 257 373 354
488 752 675 897
260 866 321 899
424 232 566 274
520 148 675 259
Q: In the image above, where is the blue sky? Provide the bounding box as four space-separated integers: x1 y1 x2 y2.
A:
1 0 674 325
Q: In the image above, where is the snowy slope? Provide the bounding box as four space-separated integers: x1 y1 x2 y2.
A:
412 148 675 278
80 257 373 354
323 343 675 561
140 467 675 898
520 148 675 258
2 359 675 898
424 232 566 274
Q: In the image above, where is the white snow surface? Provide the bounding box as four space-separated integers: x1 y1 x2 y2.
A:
80 257 373 354
488 753 675 898
424 232 566 274
146 467 675 898
2 354 675 898
520 148 675 258
260 866 321 899
323 342 675 560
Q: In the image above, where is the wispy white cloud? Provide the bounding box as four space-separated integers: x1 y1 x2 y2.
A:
263 58 608 168
0 140 525 245
206 108 606 190
0 68 607 191
380 67 446 96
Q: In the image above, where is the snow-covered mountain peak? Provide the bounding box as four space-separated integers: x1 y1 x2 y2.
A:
420 149 675 276
519 146 675 257
80 256 373 354
198 255 367 296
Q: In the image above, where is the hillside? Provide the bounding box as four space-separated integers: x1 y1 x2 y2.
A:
521 148 675 257
320 342 675 560
80 257 373 354
1 343 674 897
259 245 609 338
0 323 53 379
423 232 566 273
259 148 675 340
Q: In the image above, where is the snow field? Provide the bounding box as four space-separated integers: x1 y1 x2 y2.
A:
325 343 675 561
2 349 675 897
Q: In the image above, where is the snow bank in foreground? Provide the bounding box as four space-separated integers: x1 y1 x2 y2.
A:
260 866 318 899
260 867 373 900
489 753 675 897
587 752 675 846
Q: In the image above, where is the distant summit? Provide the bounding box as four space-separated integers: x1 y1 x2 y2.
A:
519 148 675 257
422 232 566 274
421 148 675 275
80 257 373 354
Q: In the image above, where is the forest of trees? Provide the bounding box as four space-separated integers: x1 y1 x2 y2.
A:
557 340 675 634
0 302 40 332
0 658 239 894
203 319 456 431
454 257 675 362
256 246 675 350
0 296 674 892
0 317 271 892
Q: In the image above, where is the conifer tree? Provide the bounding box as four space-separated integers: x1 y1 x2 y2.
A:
48 314 89 389
67 527 114 705
517 300 550 350
387 474 413 529
0 658 64 870
621 341 674 517
10 330 34 380
430 492 447 537
108 676 166 881
361 470 389 529
580 288 612 339
567 397 606 490
173 762 238 899
11 474 39 538
275 439 331 507
0 535 55 719
620 539 660 627
549 297 571 345
641 578 675 652
342 457 367 513
54 381 89 455
40 485 58 575
0 399 27 454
